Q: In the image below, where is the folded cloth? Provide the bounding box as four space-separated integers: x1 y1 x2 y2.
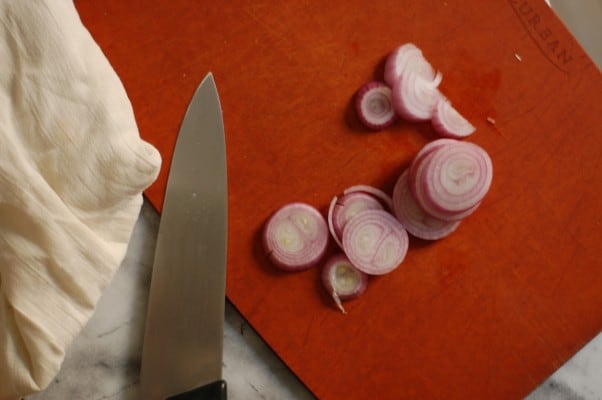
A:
0 1 161 398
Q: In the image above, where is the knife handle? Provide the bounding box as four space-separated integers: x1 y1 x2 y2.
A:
167 380 227 400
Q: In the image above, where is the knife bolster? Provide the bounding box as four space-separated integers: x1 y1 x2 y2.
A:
166 380 227 400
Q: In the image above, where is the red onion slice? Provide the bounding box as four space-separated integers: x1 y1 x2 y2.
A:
422 141 493 214
263 202 329 271
391 70 444 122
408 138 459 193
328 192 384 247
343 184 394 211
432 98 476 138
355 81 398 130
342 209 409 275
384 43 437 87
411 146 482 221
321 254 368 314
392 169 461 240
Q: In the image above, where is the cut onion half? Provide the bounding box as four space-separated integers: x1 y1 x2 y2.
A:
355 81 398 130
391 70 444 122
263 202 329 271
432 97 476 138
342 209 409 275
414 141 492 220
392 169 461 240
384 43 437 87
321 254 368 314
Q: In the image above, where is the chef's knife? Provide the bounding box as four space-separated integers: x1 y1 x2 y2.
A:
139 73 228 400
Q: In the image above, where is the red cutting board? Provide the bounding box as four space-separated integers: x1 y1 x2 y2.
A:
75 1 602 399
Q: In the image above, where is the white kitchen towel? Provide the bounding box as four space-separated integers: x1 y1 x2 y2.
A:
0 1 161 399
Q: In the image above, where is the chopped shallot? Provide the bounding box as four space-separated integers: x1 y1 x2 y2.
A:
431 97 476 139
263 202 329 271
391 70 443 122
321 254 368 314
341 209 409 275
392 169 461 240
355 81 398 130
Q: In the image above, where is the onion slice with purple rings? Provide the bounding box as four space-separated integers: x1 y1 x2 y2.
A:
342 209 409 275
410 148 482 221
392 169 460 240
355 81 397 130
328 192 384 248
321 254 368 314
391 70 443 122
432 98 476 138
263 202 329 271
408 138 459 193
422 141 493 214
343 184 394 211
384 43 437 87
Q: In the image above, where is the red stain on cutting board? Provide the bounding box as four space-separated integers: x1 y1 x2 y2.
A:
75 1 602 399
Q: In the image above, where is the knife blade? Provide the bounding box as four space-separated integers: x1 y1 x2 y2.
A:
139 73 228 400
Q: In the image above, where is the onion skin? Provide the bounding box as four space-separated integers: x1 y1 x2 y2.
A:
342 209 409 276
392 169 461 240
263 202 329 271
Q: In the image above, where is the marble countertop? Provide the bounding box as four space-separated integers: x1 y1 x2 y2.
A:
28 199 602 400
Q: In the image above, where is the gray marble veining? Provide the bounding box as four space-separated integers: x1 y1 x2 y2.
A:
26 199 602 400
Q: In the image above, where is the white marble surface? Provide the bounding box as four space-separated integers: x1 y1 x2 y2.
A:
26 199 602 400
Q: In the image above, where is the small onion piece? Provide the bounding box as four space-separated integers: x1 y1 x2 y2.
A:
342 209 409 275
432 97 476 138
328 192 384 248
392 169 461 240
384 43 437 87
321 254 368 314
391 70 444 122
355 81 398 130
263 202 329 271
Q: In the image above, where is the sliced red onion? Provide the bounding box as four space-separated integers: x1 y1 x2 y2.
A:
432 97 476 138
410 146 483 221
321 254 368 314
355 81 398 130
343 184 393 211
328 192 384 248
327 196 343 248
408 138 459 193
342 209 409 275
392 169 460 240
263 202 329 271
391 70 444 122
384 43 437 87
423 141 493 212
